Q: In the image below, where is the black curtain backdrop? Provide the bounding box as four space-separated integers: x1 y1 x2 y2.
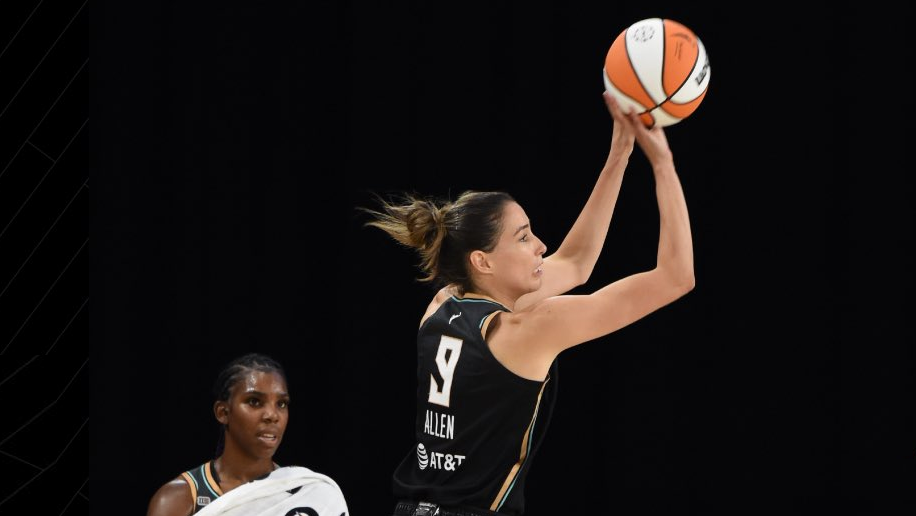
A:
95 3 914 516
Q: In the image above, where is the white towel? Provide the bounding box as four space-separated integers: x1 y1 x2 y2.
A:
195 466 349 516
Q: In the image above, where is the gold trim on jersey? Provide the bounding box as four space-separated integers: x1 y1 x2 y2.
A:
490 377 550 511
180 471 197 508
205 461 224 496
480 311 500 338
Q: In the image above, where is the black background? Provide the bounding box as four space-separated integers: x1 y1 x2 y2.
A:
86 2 915 516
0 0 88 514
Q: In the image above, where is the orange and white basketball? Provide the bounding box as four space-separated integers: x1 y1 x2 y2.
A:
603 18 710 128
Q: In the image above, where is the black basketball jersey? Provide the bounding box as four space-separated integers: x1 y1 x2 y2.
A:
392 295 558 515
180 460 223 513
179 460 281 513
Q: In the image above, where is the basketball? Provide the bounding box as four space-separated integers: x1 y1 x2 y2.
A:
603 18 710 128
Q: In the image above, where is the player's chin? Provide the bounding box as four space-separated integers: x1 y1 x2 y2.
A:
527 277 543 292
257 447 281 461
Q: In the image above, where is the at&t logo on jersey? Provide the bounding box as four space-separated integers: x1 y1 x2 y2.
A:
417 443 429 469
416 443 466 471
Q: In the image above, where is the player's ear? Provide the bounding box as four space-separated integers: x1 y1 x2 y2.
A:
468 250 493 275
214 401 230 425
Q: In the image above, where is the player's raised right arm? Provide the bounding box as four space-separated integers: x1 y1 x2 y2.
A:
510 96 694 354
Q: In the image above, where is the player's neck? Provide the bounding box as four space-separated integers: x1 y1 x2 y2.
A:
216 449 275 485
459 290 513 311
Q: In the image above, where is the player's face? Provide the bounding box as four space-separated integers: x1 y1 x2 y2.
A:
488 202 547 296
222 371 289 460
